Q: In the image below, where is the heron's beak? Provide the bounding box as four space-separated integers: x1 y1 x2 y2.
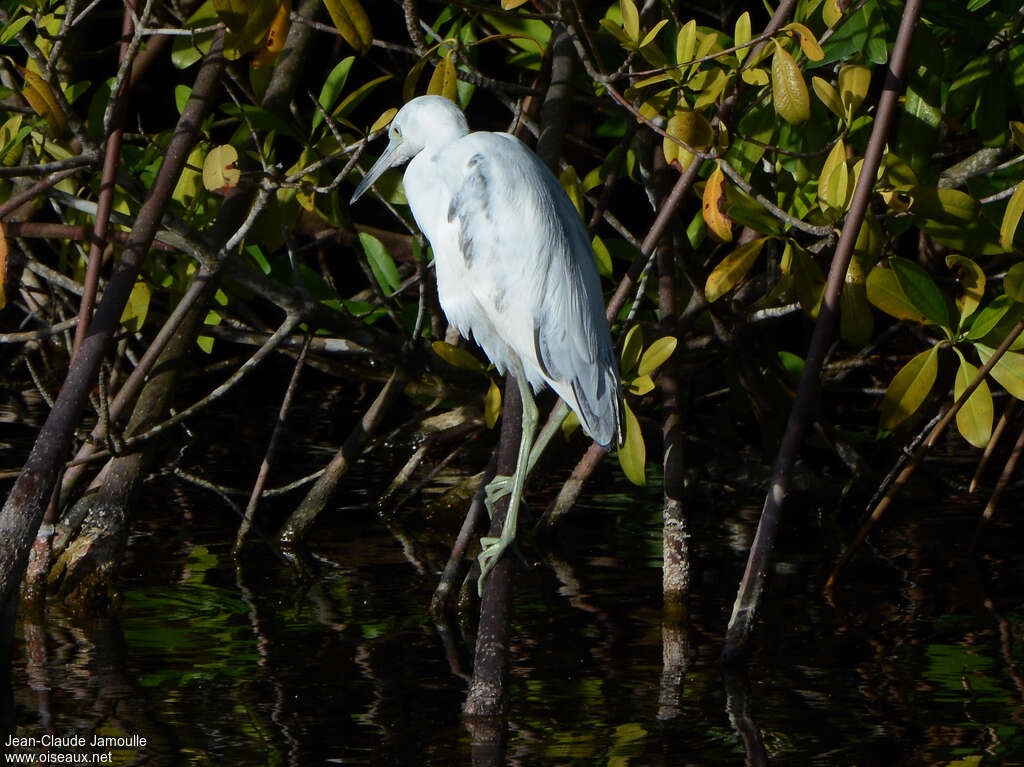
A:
350 136 405 205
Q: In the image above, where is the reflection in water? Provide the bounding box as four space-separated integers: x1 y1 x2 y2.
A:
2 456 1023 763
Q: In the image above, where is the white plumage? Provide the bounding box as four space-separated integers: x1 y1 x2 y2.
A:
351 95 622 589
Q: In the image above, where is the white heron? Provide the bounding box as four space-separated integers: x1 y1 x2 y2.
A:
351 95 622 592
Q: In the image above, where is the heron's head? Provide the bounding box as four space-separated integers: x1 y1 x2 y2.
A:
350 96 469 204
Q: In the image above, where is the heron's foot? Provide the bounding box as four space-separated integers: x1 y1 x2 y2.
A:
476 532 527 595
483 474 514 518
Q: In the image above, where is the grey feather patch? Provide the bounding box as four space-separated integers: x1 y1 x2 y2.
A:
447 153 491 267
533 326 553 380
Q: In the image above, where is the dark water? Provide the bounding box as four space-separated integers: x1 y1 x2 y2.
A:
3 384 1024 764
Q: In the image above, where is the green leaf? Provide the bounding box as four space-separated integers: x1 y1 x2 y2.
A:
432 340 486 373
484 379 501 428
1005 262 1024 302
171 1 220 69
879 345 938 430
705 237 768 303
966 295 1013 340
639 19 669 49
999 183 1024 252
889 256 950 328
359 232 401 294
620 324 644 377
866 265 929 323
637 336 678 376
676 19 697 65
314 56 355 132
617 401 646 486
975 345 1024 400
953 350 992 448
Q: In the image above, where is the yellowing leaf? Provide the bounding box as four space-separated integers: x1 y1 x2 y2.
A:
252 0 291 69
120 280 151 333
784 22 824 61
620 324 644 377
485 379 501 428
1010 121 1024 152
771 40 810 124
741 68 769 86
427 50 458 102
734 11 751 62
620 0 640 42
946 254 985 321
822 0 843 27
838 64 870 117
976 345 1024 400
705 237 768 302
676 19 697 65
322 0 372 55
663 109 712 168
812 76 844 119
17 65 65 136
617 401 646 486
866 265 929 323
629 374 655 395
999 182 1024 251
640 19 669 49
702 163 733 243
501 0 530 8
202 144 241 192
637 336 678 376
0 220 6 311
559 166 583 217
432 340 486 373
954 351 993 448
818 138 848 213
370 107 397 134
879 345 939 430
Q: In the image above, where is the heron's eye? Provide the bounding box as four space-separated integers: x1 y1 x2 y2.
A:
392 126 402 139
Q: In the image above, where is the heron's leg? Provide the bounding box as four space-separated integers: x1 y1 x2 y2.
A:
483 401 567 514
478 369 538 594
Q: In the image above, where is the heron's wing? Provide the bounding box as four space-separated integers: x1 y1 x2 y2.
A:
430 133 622 446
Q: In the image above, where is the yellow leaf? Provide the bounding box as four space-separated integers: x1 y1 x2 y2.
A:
838 64 870 117
637 336 677 376
202 144 241 192
741 68 769 86
702 162 733 243
559 166 583 217
617 401 646 486
771 40 810 124
620 0 640 42
426 50 458 102
811 76 844 119
484 379 501 428
0 220 6 311
662 109 712 166
705 237 768 302
431 340 486 373
120 280 151 333
1010 121 1024 152
322 0 373 55
252 0 291 69
946 254 985 321
370 107 397 134
999 182 1024 252
784 22 824 62
676 19 696 65
954 351 993 448
629 374 654 395
620 324 644 377
879 346 939 430
822 0 843 27
734 11 751 62
17 65 65 136
501 0 530 8
818 138 848 212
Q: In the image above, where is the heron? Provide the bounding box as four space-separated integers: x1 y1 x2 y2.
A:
351 95 622 592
